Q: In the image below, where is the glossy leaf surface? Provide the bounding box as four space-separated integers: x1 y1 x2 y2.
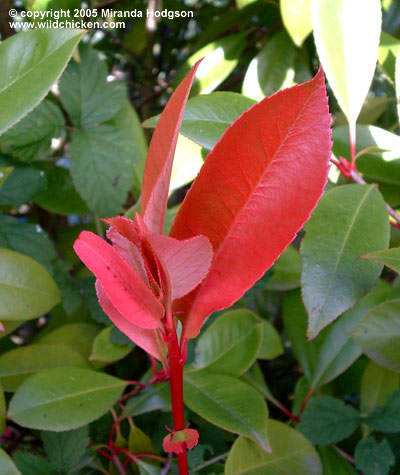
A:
0 29 83 135
301 184 389 338
281 0 313 46
8 368 127 430
170 68 331 338
225 420 322 474
312 0 381 127
89 326 133 365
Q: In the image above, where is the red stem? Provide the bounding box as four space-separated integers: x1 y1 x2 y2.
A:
349 122 357 170
164 309 188 474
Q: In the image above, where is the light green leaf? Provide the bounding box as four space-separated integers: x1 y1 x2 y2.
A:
361 361 399 414
379 31 400 82
312 0 381 128
354 437 395 475
351 298 400 372
0 448 21 475
265 245 301 291
184 371 269 451
242 31 297 101
361 247 400 274
241 363 276 404
123 383 171 417
90 326 133 365
174 33 246 95
8 367 127 430
318 446 357 474
0 249 60 321
281 0 312 46
143 92 255 151
225 420 322 474
257 321 283 360
301 184 390 338
0 167 13 190
0 100 64 161
0 381 5 436
35 322 100 360
0 29 83 136
190 309 262 376
128 421 154 455
59 45 125 128
41 426 89 472
0 344 89 391
69 125 137 216
298 396 360 445
334 96 392 127
169 135 203 195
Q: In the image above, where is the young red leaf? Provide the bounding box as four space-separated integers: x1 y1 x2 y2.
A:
162 427 199 454
170 68 332 339
141 61 201 235
73 231 164 329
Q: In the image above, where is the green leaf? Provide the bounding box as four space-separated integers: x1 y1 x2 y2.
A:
0 161 46 206
0 214 56 272
143 92 255 151
184 371 269 451
0 167 13 190
174 33 246 95
90 326 133 365
190 309 263 376
265 245 301 291
379 31 400 82
59 45 125 128
123 384 171 417
242 31 297 101
41 426 89 472
13 452 55 475
35 323 100 360
225 420 322 474
69 125 136 216
0 448 21 475
298 396 360 445
351 298 400 372
128 421 154 455
0 249 60 321
318 446 357 474
281 0 312 47
301 184 390 338
34 164 89 216
0 344 89 391
354 437 395 475
0 29 83 136
361 361 399 414
312 0 381 128
0 381 5 436
8 367 127 431
334 96 392 127
257 321 283 360
0 100 64 161
365 389 400 432
241 362 276 403
360 247 400 274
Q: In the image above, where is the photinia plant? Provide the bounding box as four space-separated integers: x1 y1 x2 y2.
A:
73 60 332 473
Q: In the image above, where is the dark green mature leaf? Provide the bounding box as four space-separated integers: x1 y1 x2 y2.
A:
0 161 46 206
301 184 390 338
0 214 56 272
174 33 246 95
225 420 322 474
59 45 125 128
361 361 399 414
41 426 89 472
0 448 21 474
0 101 64 161
13 452 55 475
0 382 5 436
69 125 137 217
80 277 110 325
123 384 171 417
318 446 357 474
35 164 89 215
351 298 400 371
360 247 400 274
0 344 89 391
265 245 301 291
8 368 127 430
257 320 283 360
354 437 395 475
190 309 263 376
366 390 400 433
143 92 255 151
0 167 13 189
0 249 60 321
0 29 84 135
184 371 269 451
298 396 360 445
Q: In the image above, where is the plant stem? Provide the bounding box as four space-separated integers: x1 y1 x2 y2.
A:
165 309 188 474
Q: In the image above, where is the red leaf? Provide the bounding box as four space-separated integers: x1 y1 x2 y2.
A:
73 231 164 329
141 61 201 235
162 428 199 454
95 282 167 362
170 68 332 339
